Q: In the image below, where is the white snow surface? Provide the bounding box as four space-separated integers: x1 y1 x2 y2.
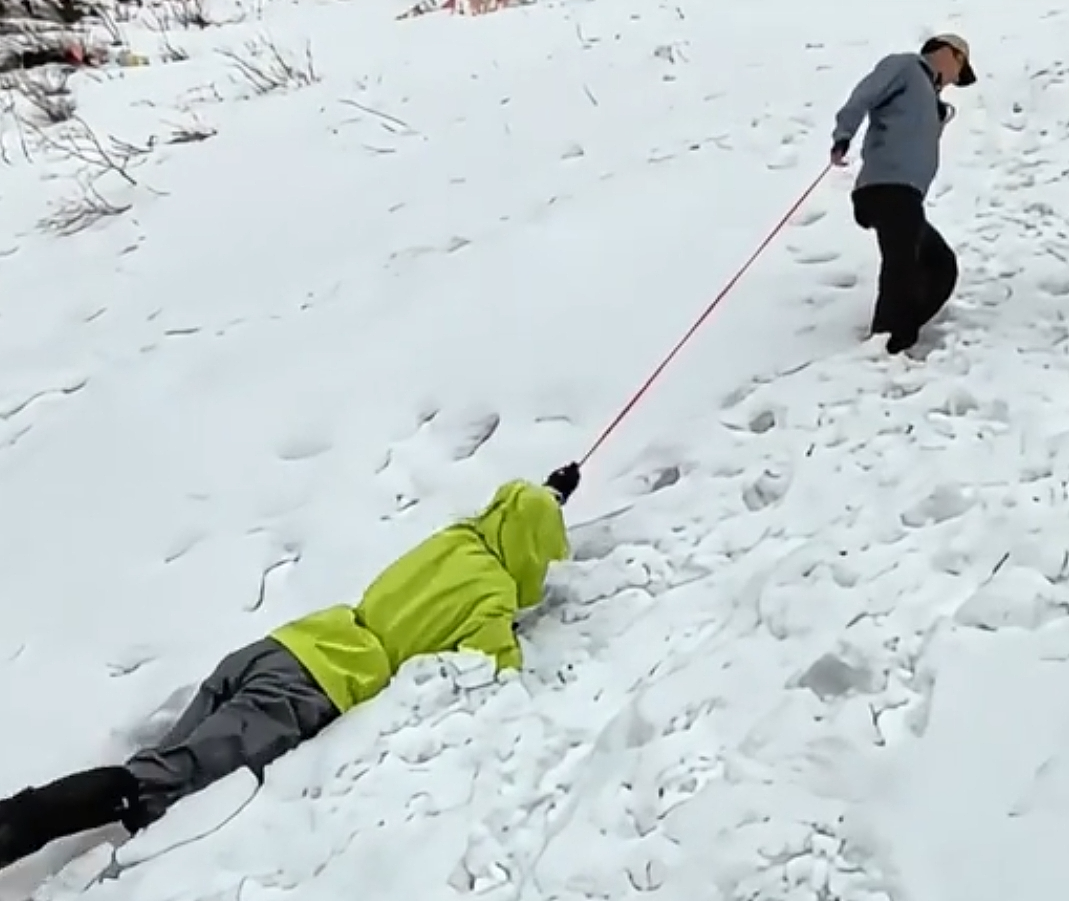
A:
4 0 1069 898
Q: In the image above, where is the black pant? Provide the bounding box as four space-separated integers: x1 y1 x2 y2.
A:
852 184 958 351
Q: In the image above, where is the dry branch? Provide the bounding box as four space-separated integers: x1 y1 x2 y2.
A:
39 178 130 233
219 36 318 95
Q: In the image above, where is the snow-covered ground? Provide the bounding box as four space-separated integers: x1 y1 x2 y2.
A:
4 0 1069 898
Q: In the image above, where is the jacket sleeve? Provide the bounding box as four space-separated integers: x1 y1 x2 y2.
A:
937 99 955 135
832 55 907 144
457 592 522 671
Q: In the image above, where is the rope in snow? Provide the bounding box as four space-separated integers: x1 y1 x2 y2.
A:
579 163 833 467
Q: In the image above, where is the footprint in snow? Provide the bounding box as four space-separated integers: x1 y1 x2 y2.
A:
790 247 840 265
416 406 440 430
741 468 790 511
791 207 827 228
641 465 681 493
275 433 333 462
162 528 207 564
1038 275 1069 296
903 327 950 361
881 378 925 400
747 408 778 433
719 380 759 410
929 386 980 417
107 646 157 678
819 269 859 290
766 147 799 170
560 142 584 161
451 413 501 461
795 653 874 700
900 483 975 528
802 290 837 309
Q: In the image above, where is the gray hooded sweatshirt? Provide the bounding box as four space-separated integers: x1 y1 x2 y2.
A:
833 53 943 198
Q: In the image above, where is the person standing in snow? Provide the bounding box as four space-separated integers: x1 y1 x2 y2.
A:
830 33 976 354
0 463 581 871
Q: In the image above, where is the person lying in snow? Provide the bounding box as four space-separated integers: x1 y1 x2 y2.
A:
0 463 581 871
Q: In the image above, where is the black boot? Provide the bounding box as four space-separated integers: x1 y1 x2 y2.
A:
886 328 918 354
0 767 141 870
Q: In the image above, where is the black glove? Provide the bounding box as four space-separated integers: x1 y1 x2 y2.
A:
830 138 849 164
545 462 580 505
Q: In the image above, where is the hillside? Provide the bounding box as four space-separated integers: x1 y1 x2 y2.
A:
2 1 1069 900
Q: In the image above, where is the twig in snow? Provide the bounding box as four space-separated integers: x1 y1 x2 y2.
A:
573 20 593 48
164 113 215 143
988 551 1011 580
582 83 598 106
338 97 417 136
248 552 301 611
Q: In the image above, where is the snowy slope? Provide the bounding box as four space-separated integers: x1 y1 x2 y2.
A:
4 0 1069 898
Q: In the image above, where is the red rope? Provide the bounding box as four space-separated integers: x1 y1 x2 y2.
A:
579 163 832 467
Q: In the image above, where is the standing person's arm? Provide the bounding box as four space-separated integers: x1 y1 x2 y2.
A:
831 55 909 162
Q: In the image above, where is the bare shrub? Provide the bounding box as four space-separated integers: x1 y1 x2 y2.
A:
219 36 318 95
29 115 157 234
164 113 214 143
39 178 130 233
0 0 94 29
14 66 75 123
159 36 187 61
158 34 188 62
0 90 17 162
32 114 151 183
168 0 210 28
92 3 123 45
144 10 188 61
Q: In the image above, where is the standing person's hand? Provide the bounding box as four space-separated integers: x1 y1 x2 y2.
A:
830 139 850 167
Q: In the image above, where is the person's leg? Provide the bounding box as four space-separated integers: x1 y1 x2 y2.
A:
0 767 139 870
146 640 269 751
124 638 338 829
852 185 926 350
915 219 958 329
0 640 337 870
0 643 263 870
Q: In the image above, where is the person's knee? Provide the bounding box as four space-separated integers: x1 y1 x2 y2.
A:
122 757 179 831
946 248 959 282
934 246 959 296
221 697 309 775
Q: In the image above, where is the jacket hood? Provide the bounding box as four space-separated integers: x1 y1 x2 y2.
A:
471 480 569 608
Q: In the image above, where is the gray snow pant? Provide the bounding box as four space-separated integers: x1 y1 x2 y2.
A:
124 637 338 828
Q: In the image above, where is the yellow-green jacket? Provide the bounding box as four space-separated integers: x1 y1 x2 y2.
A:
271 480 569 713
